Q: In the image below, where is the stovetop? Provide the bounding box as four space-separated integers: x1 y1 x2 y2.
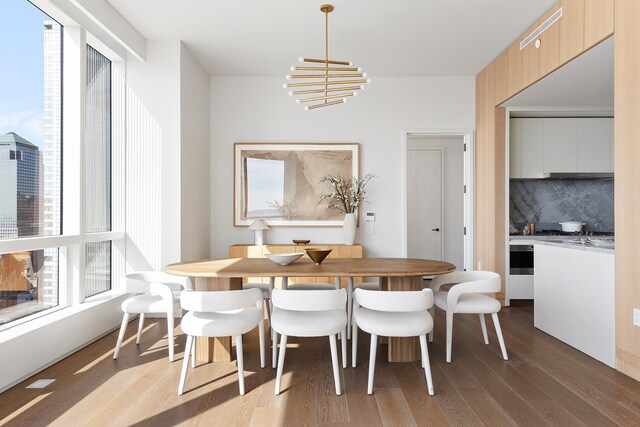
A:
534 229 614 237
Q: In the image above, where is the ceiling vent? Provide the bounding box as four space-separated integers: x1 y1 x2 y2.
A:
520 8 563 50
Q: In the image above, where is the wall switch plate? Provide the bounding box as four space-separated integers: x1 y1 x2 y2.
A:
634 309 640 327
365 224 375 235
365 211 375 222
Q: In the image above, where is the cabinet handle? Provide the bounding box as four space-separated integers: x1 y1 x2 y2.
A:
432 228 440 232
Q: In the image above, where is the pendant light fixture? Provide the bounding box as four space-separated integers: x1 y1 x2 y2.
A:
283 4 370 110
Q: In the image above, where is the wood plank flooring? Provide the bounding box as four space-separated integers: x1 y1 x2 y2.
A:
2 306 640 426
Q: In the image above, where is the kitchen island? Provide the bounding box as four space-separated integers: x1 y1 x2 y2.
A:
534 240 615 367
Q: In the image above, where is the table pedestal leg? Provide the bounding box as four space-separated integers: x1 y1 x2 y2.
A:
385 275 424 362
194 277 242 363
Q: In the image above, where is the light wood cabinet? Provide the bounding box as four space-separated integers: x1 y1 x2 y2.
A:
229 243 363 287
584 0 614 49
543 118 578 173
577 118 613 172
559 0 585 63
509 118 544 179
538 5 562 77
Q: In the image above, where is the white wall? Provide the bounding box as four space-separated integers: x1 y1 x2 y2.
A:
180 44 211 261
210 76 475 257
126 41 181 271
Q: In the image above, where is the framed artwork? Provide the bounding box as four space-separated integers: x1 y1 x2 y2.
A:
234 143 359 226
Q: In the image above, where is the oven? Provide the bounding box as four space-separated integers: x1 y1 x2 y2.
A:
510 244 534 275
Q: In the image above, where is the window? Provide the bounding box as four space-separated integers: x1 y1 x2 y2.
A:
0 1 62 325
84 45 112 296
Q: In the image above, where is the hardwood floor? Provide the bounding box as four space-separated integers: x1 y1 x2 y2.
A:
2 306 640 426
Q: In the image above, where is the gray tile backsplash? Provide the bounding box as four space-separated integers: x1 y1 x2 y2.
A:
510 179 614 232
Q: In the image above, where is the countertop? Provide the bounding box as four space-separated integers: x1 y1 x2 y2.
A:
533 239 614 254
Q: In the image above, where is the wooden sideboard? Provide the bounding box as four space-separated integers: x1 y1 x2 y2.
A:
229 244 363 287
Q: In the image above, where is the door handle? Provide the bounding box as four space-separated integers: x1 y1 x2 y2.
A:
432 228 440 232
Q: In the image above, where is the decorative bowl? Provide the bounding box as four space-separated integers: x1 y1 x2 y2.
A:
304 248 332 265
293 239 311 245
265 252 304 266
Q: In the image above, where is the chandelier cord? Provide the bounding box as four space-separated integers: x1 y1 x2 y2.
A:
325 8 329 103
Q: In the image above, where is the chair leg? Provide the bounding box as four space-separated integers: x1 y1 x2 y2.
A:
329 334 342 395
265 299 272 327
113 312 129 359
272 331 278 369
367 334 378 395
446 311 454 363
479 314 489 345
167 314 175 362
341 328 347 368
236 334 245 395
428 307 435 343
178 335 193 395
136 313 145 344
275 334 288 395
351 321 358 368
191 337 196 368
258 318 266 368
419 335 435 396
491 313 509 360
347 277 354 340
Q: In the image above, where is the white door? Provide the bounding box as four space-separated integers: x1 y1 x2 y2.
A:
407 148 443 261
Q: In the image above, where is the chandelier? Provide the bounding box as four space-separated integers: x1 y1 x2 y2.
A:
283 4 370 110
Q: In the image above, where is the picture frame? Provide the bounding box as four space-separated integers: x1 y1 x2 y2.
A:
234 143 359 226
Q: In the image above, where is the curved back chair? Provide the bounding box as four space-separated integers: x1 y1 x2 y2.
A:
429 271 508 363
113 272 193 362
178 288 265 396
352 288 435 395
270 289 348 395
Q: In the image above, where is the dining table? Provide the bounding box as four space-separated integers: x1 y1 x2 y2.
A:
165 257 455 363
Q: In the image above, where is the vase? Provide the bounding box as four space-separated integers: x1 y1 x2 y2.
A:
343 213 356 245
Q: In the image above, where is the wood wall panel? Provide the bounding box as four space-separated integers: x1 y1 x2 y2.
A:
614 0 640 378
585 0 615 49
539 5 562 77
520 21 541 88
559 0 585 63
474 70 486 272
506 42 522 99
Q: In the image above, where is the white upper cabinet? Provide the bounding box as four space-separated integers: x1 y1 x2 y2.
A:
509 118 543 179
510 117 614 178
543 118 578 173
577 118 613 172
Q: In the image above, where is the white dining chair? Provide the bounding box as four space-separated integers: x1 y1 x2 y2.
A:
113 272 193 362
178 288 265 396
345 277 380 339
243 277 275 326
351 288 435 395
271 289 348 395
429 271 508 363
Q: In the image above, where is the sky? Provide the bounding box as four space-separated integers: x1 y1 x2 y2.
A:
0 0 54 149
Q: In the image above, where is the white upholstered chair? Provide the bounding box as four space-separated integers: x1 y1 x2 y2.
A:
345 277 380 339
352 288 435 395
271 289 348 395
113 272 193 362
178 288 265 395
429 271 508 363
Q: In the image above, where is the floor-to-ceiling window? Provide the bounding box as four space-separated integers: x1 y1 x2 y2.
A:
0 1 62 325
0 0 122 329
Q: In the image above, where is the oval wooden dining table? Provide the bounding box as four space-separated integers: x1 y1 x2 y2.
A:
165 257 455 363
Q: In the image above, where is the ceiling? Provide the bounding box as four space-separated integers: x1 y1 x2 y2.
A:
106 0 557 76
503 37 614 108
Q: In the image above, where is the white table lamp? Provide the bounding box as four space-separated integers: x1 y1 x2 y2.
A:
249 219 270 245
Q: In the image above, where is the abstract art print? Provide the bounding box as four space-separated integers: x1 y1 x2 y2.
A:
234 143 359 226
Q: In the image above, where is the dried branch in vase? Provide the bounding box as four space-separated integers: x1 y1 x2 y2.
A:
319 173 376 214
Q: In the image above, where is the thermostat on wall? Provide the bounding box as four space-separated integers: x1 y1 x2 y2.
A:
365 211 375 222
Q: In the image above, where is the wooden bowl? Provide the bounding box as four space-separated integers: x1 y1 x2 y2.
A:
304 248 332 265
293 239 311 245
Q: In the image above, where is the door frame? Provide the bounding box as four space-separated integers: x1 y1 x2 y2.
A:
401 129 475 272
406 146 445 261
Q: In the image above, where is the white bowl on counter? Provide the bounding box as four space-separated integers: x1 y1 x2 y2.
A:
559 221 585 233
265 252 304 266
